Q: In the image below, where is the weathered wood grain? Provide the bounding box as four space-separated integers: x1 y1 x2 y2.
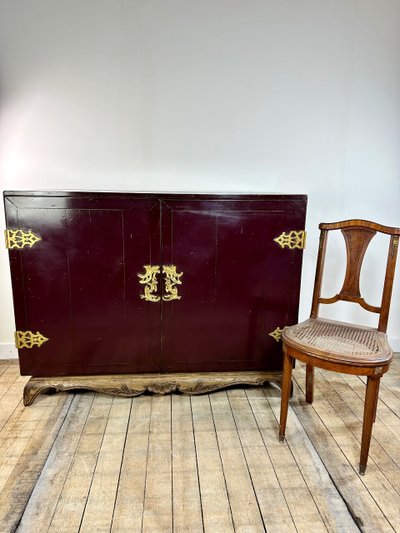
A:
210 391 265 532
0 393 71 532
247 387 329 533
0 359 399 532
111 396 152 532
191 394 234 533
16 393 95 532
293 370 395 532
141 396 173 533
171 395 203 533
48 394 114 532
79 397 131 532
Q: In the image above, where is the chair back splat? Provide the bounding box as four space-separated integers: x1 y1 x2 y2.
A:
279 219 400 475
310 220 400 332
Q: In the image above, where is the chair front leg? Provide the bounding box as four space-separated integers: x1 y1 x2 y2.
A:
279 346 293 442
372 378 380 423
359 376 380 475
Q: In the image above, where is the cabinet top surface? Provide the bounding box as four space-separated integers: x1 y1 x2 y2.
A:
4 190 307 201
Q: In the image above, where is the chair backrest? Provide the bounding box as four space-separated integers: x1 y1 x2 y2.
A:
310 220 400 332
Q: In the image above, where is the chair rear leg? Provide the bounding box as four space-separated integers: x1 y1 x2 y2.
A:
306 364 314 404
359 376 380 475
279 347 293 442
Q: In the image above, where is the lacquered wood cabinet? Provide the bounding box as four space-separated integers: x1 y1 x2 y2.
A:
4 191 307 404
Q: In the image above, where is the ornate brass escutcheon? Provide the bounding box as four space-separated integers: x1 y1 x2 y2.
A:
268 327 283 342
15 331 49 349
162 265 183 301
5 229 41 249
274 230 306 250
138 265 161 302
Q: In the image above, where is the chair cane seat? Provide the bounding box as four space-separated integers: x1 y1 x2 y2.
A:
283 318 393 367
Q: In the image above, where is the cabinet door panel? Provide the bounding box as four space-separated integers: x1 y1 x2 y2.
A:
161 198 306 372
5 195 161 376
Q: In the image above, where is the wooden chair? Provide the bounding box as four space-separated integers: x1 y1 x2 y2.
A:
279 220 400 475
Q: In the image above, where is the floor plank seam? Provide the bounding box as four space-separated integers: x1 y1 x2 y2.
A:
292 375 396 532
226 390 267 532
285 391 365 532
189 396 206 533
170 396 174 533
208 394 236 532
245 389 298 532
292 376 363 473
316 371 400 498
76 394 114 533
110 397 134 531
0 377 26 433
47 392 98 532
263 390 332 532
12 393 76 532
322 464 363 532
139 396 153 533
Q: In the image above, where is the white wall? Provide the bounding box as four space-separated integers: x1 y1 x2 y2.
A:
0 0 399 358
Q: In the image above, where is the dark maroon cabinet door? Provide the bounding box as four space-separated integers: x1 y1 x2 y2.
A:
5 192 306 377
160 197 306 372
4 193 161 376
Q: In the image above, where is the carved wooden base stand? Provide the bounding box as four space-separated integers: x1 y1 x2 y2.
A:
23 371 283 406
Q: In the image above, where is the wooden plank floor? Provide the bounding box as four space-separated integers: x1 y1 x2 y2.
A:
0 357 400 532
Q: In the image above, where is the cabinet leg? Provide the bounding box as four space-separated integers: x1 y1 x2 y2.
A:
23 380 49 406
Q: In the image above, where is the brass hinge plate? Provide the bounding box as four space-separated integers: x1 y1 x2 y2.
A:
15 331 49 349
269 327 283 342
274 230 306 250
5 229 41 249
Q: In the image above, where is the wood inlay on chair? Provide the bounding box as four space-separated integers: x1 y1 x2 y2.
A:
279 219 400 474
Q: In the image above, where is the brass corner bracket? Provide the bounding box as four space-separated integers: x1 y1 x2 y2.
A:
15 331 49 349
5 229 41 250
274 230 306 250
269 327 283 342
